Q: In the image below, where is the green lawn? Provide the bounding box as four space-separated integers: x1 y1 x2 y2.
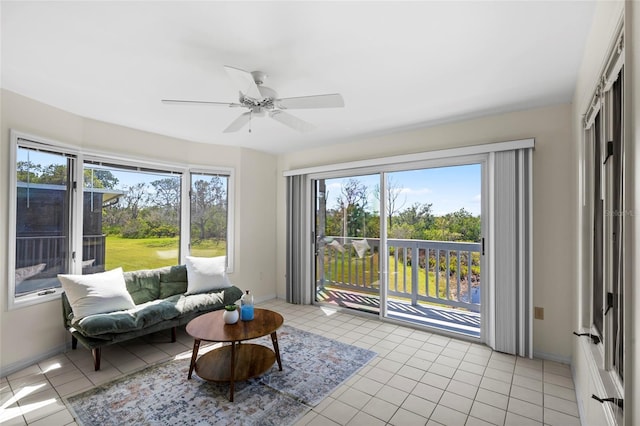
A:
105 236 226 271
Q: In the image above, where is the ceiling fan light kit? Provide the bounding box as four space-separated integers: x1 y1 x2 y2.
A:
162 65 344 134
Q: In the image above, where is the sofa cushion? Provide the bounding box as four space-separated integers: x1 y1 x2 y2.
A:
124 268 162 305
185 256 231 294
166 286 242 316
58 267 136 320
73 299 181 337
159 265 188 298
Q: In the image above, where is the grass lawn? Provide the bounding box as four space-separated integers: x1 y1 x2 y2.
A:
105 236 226 271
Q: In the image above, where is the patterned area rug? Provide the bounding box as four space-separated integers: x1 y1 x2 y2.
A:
66 325 376 425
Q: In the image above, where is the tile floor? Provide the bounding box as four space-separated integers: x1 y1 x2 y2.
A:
0 299 582 426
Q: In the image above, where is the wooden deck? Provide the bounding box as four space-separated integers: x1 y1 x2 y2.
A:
316 286 480 338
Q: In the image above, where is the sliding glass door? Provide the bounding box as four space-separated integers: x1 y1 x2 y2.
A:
382 165 482 337
313 160 485 338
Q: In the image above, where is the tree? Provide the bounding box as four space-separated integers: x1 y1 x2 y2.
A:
336 178 369 237
39 164 69 184
17 161 44 183
447 208 481 242
396 202 434 239
16 162 67 185
122 182 148 220
151 178 180 208
191 176 227 241
84 169 119 189
17 161 119 189
374 176 406 228
425 208 480 242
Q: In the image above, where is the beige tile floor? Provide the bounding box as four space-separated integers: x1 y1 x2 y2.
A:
0 299 581 426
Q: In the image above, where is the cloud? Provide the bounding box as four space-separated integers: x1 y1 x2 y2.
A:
400 187 432 195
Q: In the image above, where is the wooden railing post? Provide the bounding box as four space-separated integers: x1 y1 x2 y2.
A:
411 241 418 306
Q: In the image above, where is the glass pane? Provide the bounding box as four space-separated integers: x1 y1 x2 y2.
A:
15 147 72 296
592 115 603 336
84 163 181 272
190 173 229 257
385 164 482 337
314 174 380 314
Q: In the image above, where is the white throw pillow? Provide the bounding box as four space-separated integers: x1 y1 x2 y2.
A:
58 267 136 319
185 256 231 294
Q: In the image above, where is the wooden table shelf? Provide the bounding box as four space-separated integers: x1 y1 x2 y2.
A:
195 343 276 382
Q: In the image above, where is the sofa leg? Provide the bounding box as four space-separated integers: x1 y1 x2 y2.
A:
72 336 78 350
92 348 101 371
171 326 177 343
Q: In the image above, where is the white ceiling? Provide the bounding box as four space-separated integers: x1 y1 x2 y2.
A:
1 1 596 154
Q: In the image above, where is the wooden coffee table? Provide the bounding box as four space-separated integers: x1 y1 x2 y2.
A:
186 308 284 401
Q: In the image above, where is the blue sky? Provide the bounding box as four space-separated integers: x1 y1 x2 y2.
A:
324 164 482 216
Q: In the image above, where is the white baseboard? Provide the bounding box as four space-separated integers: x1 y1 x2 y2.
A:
255 293 277 304
0 342 69 378
532 350 572 365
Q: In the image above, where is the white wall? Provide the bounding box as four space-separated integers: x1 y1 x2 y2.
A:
0 89 278 375
276 103 575 361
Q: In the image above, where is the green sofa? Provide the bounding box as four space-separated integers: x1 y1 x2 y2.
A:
61 264 243 370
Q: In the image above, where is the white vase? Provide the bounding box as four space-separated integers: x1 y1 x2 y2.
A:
223 309 239 324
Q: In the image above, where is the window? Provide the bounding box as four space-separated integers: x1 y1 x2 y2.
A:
11 143 76 301
582 27 625 390
189 172 229 259
83 161 182 272
8 131 234 308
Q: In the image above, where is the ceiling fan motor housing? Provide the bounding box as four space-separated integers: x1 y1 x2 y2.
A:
240 84 278 111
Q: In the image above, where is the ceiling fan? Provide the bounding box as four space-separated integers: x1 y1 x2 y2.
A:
162 66 344 133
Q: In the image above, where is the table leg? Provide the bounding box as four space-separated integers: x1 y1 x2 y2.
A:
188 339 201 379
229 341 236 402
271 331 283 371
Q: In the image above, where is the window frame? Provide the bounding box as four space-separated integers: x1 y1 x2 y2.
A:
586 73 625 391
580 22 625 411
188 168 235 273
8 130 235 310
8 131 83 309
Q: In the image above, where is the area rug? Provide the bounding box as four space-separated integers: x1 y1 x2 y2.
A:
65 325 376 425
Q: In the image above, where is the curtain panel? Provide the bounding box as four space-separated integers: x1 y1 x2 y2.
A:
285 175 312 304
492 148 533 357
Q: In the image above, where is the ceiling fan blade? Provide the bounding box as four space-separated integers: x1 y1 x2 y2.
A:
224 65 262 100
223 112 252 133
276 93 344 109
270 110 315 132
161 99 242 107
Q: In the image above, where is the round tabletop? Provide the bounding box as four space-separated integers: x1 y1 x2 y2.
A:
186 308 284 343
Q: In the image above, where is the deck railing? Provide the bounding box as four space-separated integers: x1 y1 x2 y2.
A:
317 237 481 313
16 234 106 272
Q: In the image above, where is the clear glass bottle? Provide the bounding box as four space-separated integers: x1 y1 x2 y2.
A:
240 290 254 321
